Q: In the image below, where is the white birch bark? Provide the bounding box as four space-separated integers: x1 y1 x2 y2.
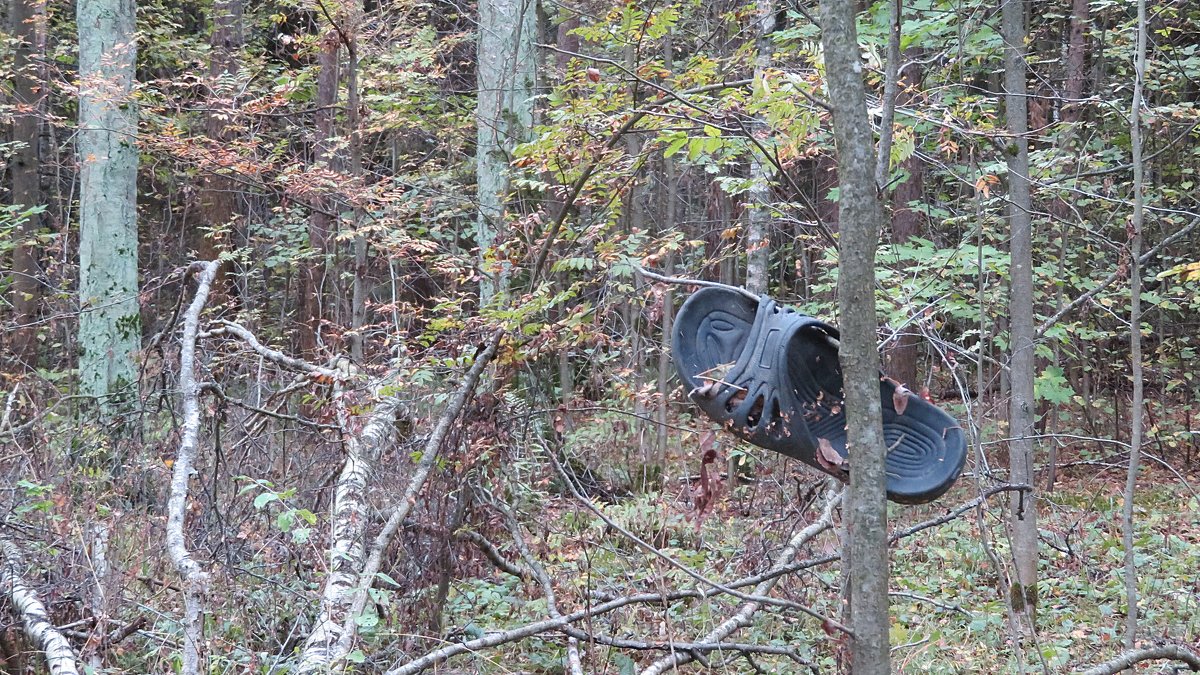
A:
166 260 221 675
301 333 501 671
0 538 82 675
294 394 400 672
77 0 139 412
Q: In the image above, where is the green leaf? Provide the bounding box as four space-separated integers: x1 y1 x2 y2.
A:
376 572 403 588
254 492 278 509
663 135 688 158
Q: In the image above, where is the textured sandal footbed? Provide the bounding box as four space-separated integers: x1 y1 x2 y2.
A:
673 287 967 504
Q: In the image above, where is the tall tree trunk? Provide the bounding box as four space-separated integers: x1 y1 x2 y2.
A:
476 0 537 303
1062 0 1089 129
1122 0 1147 649
1002 0 1039 628
744 0 775 296
7 0 45 370
347 28 367 363
884 36 925 388
300 32 339 357
197 0 242 292
77 0 140 416
819 2 890 673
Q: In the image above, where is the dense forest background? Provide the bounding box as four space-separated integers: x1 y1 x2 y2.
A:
2 0 1200 672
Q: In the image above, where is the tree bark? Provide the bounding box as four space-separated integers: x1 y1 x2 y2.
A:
166 261 222 675
196 0 242 288
1061 0 1089 129
295 394 401 672
744 0 775 296
77 0 140 415
1121 0 1147 649
819 2 890 672
7 0 45 370
1002 0 1039 626
0 539 81 675
300 32 339 357
475 0 537 302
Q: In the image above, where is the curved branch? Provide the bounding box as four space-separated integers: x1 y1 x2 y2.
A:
1077 644 1200 675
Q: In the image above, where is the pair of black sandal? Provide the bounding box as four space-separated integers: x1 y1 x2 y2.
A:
673 287 966 504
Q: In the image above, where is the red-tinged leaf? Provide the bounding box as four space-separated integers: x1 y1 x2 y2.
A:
699 430 716 455
586 67 601 83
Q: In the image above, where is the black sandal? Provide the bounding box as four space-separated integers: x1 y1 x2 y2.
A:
673 287 966 504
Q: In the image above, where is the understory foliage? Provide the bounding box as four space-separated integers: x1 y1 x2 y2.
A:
2 0 1200 672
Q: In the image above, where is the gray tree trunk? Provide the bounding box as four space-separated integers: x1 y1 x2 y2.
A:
77 0 139 414
1122 0 1147 649
1002 0 1039 625
300 32 338 357
819 2 890 673
744 0 775 296
476 0 537 303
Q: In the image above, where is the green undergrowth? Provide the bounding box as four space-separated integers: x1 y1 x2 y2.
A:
415 471 1200 673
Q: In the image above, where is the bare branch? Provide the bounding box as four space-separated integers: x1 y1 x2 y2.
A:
1077 644 1200 675
641 483 842 674
547 447 851 634
481 485 584 675
632 264 758 300
205 320 350 381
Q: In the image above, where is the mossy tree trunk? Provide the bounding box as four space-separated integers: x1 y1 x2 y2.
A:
77 0 139 417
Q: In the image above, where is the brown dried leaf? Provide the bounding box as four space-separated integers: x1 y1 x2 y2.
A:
816 437 846 472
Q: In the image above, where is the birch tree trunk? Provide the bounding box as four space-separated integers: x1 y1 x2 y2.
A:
818 2 890 672
1002 0 1039 626
166 261 222 675
0 539 81 675
476 0 536 303
77 0 139 414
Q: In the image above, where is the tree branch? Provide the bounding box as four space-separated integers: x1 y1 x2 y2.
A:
641 483 842 674
325 330 504 667
0 537 82 675
166 259 221 675
1077 644 1200 675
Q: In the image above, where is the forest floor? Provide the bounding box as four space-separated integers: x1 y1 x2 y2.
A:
429 443 1200 673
